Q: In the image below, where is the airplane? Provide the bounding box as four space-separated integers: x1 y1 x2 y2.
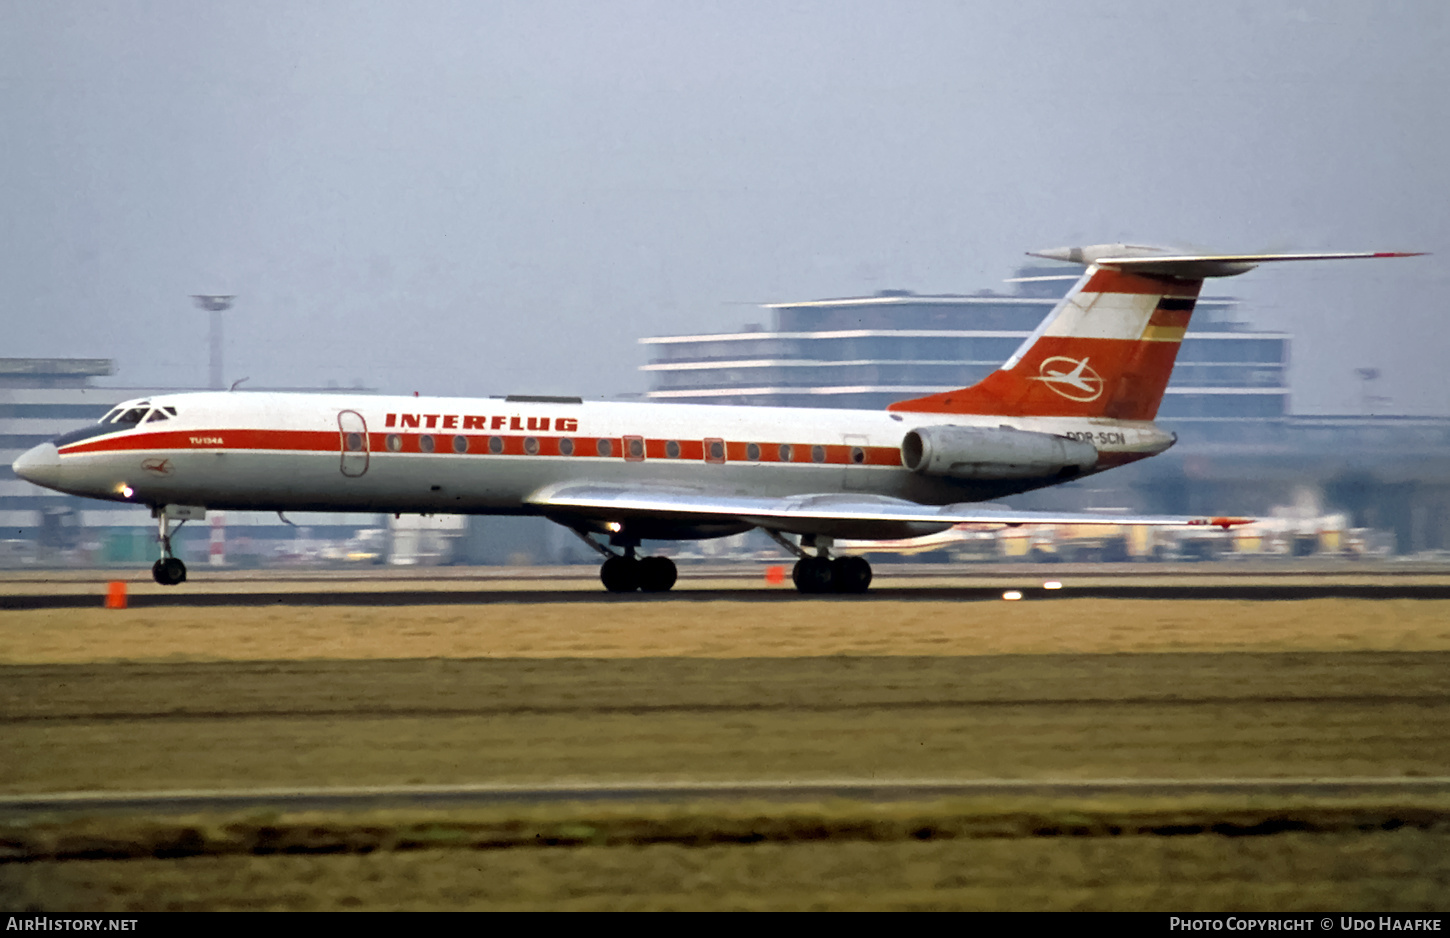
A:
11 244 1420 594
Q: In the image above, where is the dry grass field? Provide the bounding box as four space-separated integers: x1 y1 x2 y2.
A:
4 651 1450 793
3 590 1449 911
6 798 1450 912
3 596 1450 663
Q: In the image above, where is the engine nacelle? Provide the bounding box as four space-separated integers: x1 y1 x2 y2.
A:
901 425 1098 481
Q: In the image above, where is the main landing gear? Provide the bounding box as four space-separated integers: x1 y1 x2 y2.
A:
791 554 872 594
600 553 677 593
151 507 187 586
764 530 872 595
573 530 678 594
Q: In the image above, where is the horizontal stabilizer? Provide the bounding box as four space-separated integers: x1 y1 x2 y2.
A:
1029 245 1424 279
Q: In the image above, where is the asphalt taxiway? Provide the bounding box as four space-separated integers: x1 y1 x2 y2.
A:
3 563 1449 608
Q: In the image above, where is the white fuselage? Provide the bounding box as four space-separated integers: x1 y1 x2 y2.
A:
24 391 1174 527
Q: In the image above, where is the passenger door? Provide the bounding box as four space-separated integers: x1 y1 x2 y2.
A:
338 410 370 477
842 433 871 490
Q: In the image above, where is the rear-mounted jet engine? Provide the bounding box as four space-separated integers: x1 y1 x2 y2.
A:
901 425 1097 481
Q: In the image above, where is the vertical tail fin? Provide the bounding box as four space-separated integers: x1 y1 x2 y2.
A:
890 259 1201 420
887 246 1422 420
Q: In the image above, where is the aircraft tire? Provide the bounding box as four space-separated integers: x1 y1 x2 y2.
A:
831 556 872 594
637 556 677 593
792 556 834 594
152 558 187 586
600 555 640 593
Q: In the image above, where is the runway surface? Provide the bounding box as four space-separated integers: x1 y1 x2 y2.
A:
6 582 1450 608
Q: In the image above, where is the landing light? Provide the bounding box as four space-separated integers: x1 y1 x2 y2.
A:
116 483 134 499
1002 590 1023 601
1043 581 1063 590
605 521 623 533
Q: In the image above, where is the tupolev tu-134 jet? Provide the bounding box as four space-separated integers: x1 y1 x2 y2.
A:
13 245 1421 593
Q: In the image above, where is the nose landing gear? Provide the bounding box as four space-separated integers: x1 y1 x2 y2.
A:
151 507 188 585
152 557 187 586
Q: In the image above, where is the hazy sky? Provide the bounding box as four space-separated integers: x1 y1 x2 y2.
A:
3 1 1446 414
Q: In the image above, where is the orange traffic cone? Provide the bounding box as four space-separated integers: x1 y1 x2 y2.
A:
105 581 128 609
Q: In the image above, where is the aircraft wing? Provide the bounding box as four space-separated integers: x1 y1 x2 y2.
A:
526 482 1249 541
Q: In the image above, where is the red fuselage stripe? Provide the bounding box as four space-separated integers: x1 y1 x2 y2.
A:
60 429 908 467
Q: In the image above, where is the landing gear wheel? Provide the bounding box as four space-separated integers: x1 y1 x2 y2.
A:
152 557 187 586
831 556 872 594
600 555 640 593
792 556 835 594
637 556 678 593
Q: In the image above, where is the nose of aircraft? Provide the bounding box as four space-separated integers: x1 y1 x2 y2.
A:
13 443 64 491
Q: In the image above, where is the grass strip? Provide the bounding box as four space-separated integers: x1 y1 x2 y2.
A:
6 797 1450 863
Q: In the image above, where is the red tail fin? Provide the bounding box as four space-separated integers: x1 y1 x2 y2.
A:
889 266 1201 420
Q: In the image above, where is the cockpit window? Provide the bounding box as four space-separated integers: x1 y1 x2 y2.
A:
83 400 176 438
56 400 165 447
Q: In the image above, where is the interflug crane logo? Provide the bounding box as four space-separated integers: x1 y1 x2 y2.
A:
1031 356 1105 402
